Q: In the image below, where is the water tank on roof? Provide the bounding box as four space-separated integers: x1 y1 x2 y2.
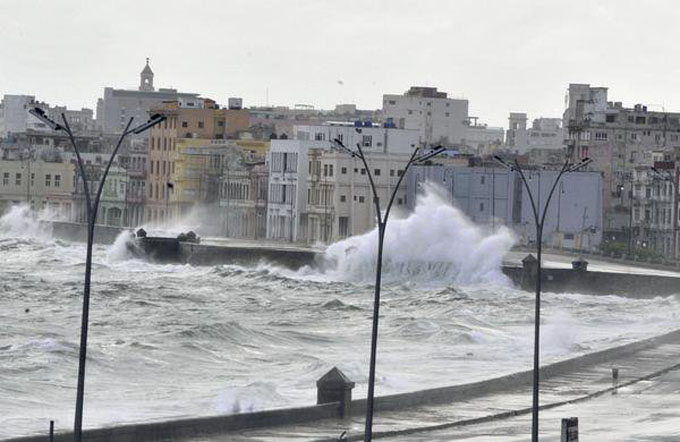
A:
363 120 372 127
354 121 362 127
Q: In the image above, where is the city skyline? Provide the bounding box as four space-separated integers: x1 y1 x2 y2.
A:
3 0 680 127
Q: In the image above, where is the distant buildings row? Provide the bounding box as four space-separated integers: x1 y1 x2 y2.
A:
2 60 679 258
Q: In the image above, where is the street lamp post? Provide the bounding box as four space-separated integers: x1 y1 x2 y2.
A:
331 138 444 442
29 108 166 442
494 155 591 442
651 166 677 261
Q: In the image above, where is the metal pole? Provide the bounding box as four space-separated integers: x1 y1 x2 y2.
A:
492 167 496 231
66 114 162 442
514 160 571 442
628 181 634 256
49 420 54 442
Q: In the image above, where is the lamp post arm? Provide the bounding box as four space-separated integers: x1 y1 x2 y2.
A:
355 143 383 225
514 160 540 227
91 118 134 218
383 147 420 226
538 160 571 231
61 115 92 217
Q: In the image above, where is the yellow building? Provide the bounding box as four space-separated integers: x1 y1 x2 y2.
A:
145 101 253 225
0 159 76 218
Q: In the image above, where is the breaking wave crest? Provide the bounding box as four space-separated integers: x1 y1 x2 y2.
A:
299 184 516 285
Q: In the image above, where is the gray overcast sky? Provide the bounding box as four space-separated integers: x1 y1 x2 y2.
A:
1 0 679 127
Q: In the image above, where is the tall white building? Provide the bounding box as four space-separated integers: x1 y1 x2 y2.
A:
266 139 314 242
382 86 469 147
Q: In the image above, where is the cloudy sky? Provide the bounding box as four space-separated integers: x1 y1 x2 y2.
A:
1 0 679 127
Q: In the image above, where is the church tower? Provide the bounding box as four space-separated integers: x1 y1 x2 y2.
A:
139 58 155 92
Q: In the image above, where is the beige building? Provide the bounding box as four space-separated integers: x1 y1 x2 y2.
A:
0 158 75 218
305 148 411 243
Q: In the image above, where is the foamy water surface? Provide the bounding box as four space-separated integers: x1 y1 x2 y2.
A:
1 192 680 438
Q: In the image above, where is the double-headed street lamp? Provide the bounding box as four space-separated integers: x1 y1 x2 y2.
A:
331 138 444 442
29 107 166 442
494 155 591 442
651 166 678 261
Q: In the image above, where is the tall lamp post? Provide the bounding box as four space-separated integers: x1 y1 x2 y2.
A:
494 156 591 442
29 108 166 442
651 166 677 261
331 138 444 442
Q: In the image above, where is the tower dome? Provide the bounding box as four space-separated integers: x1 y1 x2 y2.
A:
139 58 155 92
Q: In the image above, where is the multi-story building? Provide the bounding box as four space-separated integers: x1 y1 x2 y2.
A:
628 161 677 257
96 59 202 136
305 148 412 244
563 83 680 254
505 113 564 166
293 122 420 154
220 162 268 240
382 86 468 147
407 165 604 249
464 122 504 156
0 156 75 218
266 139 312 242
0 95 95 138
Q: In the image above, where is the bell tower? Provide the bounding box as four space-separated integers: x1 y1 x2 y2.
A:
139 58 155 92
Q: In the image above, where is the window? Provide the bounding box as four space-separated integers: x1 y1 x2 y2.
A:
329 165 334 176
315 132 325 141
408 110 413 115
595 132 608 141
359 196 365 203
390 169 395 177
217 121 224 127
341 167 347 174
631 133 638 141
388 100 396 105
397 169 404 177
360 168 366 175
397 198 403 205
15 173 21 186
181 121 188 128
445 112 450 117
672 134 679 142
324 164 328 176
362 135 372 147
31 173 34 186
198 121 204 129
606 114 616 123
636 116 646 124
45 174 51 187
480 202 485 211
340 195 346 202
374 169 381 176
55 175 61 187
354 168 358 173
481 176 485 184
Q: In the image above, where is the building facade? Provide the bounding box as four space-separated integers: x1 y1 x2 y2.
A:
407 165 604 249
96 60 201 136
563 83 680 255
382 86 469 147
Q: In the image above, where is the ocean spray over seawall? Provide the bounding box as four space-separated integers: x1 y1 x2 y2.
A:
0 204 54 240
298 183 516 285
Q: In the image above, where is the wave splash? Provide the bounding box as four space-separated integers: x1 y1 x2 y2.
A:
308 183 516 285
0 205 55 240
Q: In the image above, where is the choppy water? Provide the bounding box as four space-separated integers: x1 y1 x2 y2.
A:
2 190 680 439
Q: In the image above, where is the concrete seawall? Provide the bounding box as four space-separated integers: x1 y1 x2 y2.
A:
43 221 125 245
503 263 680 297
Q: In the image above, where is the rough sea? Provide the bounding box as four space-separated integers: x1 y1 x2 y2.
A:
2 188 680 439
